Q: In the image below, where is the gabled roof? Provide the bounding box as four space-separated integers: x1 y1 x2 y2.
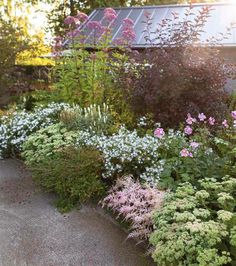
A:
71 2 236 48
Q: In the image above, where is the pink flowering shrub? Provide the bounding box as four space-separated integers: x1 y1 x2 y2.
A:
154 110 236 189
101 176 165 240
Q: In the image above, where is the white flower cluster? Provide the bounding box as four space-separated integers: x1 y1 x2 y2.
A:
0 103 69 158
137 116 147 127
77 127 170 184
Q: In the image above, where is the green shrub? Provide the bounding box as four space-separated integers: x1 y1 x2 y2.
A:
29 147 106 212
150 176 236 266
22 123 79 164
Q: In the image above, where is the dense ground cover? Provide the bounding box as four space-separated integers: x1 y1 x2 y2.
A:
0 102 236 265
1 6 236 266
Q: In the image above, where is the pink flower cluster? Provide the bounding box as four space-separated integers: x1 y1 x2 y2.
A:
208 117 215 125
186 113 196 125
76 11 88 22
64 11 88 25
198 113 206 121
101 176 165 240
64 16 80 25
185 112 235 131
122 18 136 43
184 125 192 135
190 141 200 149
66 29 80 38
231 111 236 120
180 148 193 157
87 20 103 31
154 127 165 138
104 8 117 21
114 17 136 45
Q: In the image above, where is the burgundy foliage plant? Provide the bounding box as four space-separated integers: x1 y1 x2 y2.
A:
118 6 235 127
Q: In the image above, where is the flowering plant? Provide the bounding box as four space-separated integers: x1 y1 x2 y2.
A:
150 176 236 266
77 126 168 184
0 103 68 158
101 176 165 240
157 111 236 188
52 8 135 107
22 123 79 164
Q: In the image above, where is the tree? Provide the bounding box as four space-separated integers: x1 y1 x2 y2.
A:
0 0 52 106
0 16 29 106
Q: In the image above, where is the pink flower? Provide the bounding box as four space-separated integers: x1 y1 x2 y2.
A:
186 113 196 125
64 16 80 25
104 8 116 13
64 16 74 25
184 126 193 135
154 128 165 138
198 113 206 121
76 11 88 21
222 119 229 128
122 28 136 42
231 111 236 120
87 21 103 31
104 8 117 21
120 206 133 214
123 18 134 26
190 141 200 150
53 36 63 48
66 29 80 38
208 117 215 125
180 148 192 157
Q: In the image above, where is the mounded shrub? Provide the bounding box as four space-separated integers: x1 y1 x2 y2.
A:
150 176 236 266
28 146 106 212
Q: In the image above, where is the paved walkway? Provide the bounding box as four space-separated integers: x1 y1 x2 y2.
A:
0 159 154 266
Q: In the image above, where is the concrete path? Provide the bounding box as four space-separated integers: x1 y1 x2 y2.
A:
0 159 155 266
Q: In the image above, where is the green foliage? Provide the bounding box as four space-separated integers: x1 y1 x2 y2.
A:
59 103 113 134
51 45 128 108
22 123 79 164
150 176 236 266
28 146 106 212
0 16 29 106
158 125 236 189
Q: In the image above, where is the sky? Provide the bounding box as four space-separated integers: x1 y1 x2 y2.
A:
27 2 53 42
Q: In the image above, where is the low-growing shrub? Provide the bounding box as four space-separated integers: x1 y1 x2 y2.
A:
22 110 236 188
101 176 165 240
29 147 106 212
77 127 170 184
150 176 236 266
0 103 68 158
22 123 79 164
